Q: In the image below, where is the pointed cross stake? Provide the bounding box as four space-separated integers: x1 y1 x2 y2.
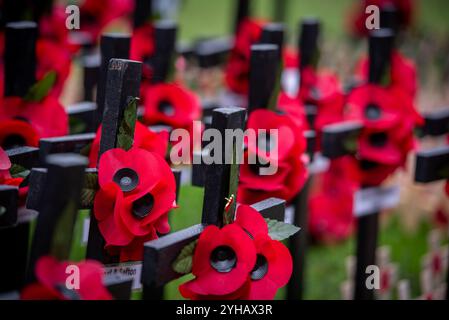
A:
414 146 449 301
298 17 320 69
4 21 37 97
248 44 279 114
234 0 250 34
201 107 246 227
81 53 100 103
26 154 88 283
6 146 39 170
151 21 178 84
133 0 153 29
141 198 286 300
95 34 131 127
260 23 285 62
352 29 394 301
86 59 142 262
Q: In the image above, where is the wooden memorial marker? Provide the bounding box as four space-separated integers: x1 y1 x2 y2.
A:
141 107 288 299
26 153 88 282
95 33 131 128
233 0 250 34
67 102 98 134
151 21 178 84
418 108 449 138
81 53 100 103
4 21 37 98
87 58 142 262
133 0 153 29
38 133 95 165
0 22 39 293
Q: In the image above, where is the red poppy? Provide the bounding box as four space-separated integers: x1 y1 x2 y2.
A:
354 51 417 99
234 204 268 238
345 84 421 176
36 39 72 98
0 147 11 180
277 92 309 130
238 151 307 205
348 0 414 37
179 224 256 299
0 96 68 141
21 256 112 300
131 23 155 81
0 119 40 149
238 109 308 204
142 83 201 129
94 148 176 261
246 109 306 163
309 156 359 242
88 121 168 167
224 18 266 95
244 235 292 300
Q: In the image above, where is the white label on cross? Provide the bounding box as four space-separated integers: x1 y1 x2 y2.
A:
103 262 143 290
353 185 400 217
81 217 90 245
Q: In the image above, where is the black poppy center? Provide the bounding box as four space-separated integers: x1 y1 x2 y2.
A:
364 103 382 120
360 160 379 171
250 254 269 281
2 134 27 150
113 168 139 192
368 132 388 147
210 246 237 273
132 193 155 220
158 100 175 116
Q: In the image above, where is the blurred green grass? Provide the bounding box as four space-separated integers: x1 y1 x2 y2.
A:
178 0 449 43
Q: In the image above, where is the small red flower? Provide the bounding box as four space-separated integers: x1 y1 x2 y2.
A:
88 121 168 167
21 256 112 300
94 148 176 261
142 83 201 129
179 224 256 299
224 18 266 95
0 95 68 146
354 51 417 99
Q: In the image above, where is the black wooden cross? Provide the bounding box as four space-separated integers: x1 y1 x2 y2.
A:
151 20 178 84
233 0 250 34
133 0 153 29
414 146 449 301
320 29 396 300
87 58 142 262
141 107 289 299
95 34 131 128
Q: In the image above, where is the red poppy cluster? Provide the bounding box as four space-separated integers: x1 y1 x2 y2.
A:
238 108 308 205
225 18 266 95
344 83 422 186
179 205 292 300
309 156 360 242
94 147 177 261
348 0 415 37
0 96 68 149
130 23 155 82
21 256 112 300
